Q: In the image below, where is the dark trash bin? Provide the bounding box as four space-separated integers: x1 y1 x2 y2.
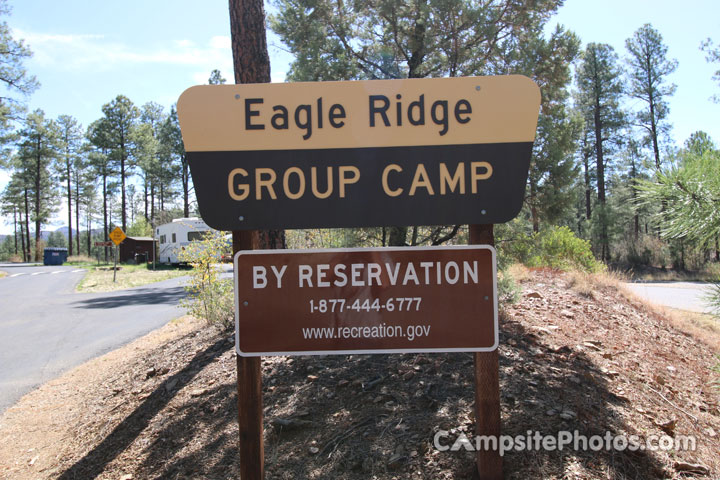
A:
43 247 68 266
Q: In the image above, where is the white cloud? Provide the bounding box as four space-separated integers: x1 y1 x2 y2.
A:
209 35 231 50
13 27 233 72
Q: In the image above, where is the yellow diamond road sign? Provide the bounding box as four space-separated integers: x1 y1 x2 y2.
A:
109 227 126 246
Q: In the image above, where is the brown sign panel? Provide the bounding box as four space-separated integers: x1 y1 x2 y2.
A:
178 76 540 230
234 246 497 356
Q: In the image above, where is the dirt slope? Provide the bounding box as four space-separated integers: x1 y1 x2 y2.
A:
0 269 718 479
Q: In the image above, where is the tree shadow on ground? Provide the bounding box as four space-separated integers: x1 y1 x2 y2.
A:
56 315 667 479
56 334 228 480
71 286 187 309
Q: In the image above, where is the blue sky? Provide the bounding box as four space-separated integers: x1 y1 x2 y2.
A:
1 0 718 234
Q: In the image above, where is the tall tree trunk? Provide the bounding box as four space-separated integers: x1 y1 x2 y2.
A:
87 209 92 257
13 205 18 255
411 226 419 246
530 183 539 232
66 159 73 256
103 173 109 262
593 96 608 263
630 154 639 240
19 211 26 262
230 0 285 250
150 183 155 225
23 188 30 262
715 236 719 262
120 133 127 231
583 149 591 220
75 175 81 256
144 179 149 221
34 146 42 262
648 91 661 170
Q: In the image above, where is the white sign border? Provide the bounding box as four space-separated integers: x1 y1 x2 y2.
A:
233 245 499 357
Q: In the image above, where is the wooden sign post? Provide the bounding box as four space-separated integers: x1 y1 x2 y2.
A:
471 224 502 479
233 230 263 480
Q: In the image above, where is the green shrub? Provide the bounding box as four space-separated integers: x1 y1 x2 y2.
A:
505 226 602 273
179 230 234 327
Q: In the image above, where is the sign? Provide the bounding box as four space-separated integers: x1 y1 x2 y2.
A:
109 227 126 246
178 76 541 230
94 241 113 247
234 246 497 356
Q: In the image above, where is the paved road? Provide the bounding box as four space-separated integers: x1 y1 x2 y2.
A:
623 281 716 314
0 263 188 413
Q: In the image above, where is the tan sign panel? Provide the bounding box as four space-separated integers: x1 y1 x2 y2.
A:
109 227 126 246
178 75 539 152
234 246 498 356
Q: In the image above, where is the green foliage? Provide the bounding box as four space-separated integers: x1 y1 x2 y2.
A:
636 139 720 244
178 230 233 327
616 234 670 268
126 217 153 237
0 0 39 139
46 230 67 248
208 69 226 85
505 226 602 273
270 0 563 81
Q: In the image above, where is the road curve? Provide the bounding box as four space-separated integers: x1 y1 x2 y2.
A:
622 281 716 315
0 263 188 413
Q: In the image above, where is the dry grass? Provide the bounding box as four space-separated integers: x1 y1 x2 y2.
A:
566 269 626 299
506 262 531 283
76 264 188 293
66 254 98 264
617 285 720 354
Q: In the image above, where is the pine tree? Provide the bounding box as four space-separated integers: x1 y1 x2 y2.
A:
55 115 83 256
0 0 38 138
575 43 626 262
625 24 677 169
99 95 140 232
14 109 60 260
158 105 191 217
494 25 581 232
87 118 118 261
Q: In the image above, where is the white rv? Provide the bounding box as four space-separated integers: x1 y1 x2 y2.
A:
156 217 211 264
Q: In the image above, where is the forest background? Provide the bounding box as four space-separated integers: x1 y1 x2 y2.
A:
0 0 718 285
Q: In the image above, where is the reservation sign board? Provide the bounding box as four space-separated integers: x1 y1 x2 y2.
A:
177 76 540 230
234 245 498 356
